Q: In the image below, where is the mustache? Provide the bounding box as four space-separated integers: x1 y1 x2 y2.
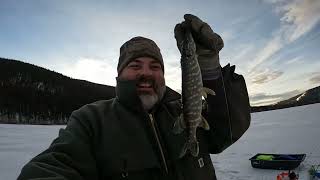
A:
136 75 155 87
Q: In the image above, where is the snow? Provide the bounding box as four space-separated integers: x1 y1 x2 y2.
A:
296 92 307 101
0 124 64 180
1 103 320 180
212 103 320 179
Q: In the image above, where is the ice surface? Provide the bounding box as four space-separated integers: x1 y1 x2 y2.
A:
212 103 320 179
1 103 319 180
0 124 64 180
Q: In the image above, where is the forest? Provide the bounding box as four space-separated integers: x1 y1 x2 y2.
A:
1 58 319 124
0 58 115 124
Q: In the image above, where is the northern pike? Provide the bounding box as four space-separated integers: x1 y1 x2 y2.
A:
173 29 215 158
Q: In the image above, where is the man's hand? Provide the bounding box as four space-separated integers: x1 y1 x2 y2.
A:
174 14 224 80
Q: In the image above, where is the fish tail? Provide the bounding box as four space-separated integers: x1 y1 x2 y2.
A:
179 139 199 158
173 113 185 134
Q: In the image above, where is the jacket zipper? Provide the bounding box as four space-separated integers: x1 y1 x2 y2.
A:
148 113 169 174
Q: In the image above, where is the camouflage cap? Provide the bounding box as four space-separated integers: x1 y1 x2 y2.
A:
117 36 164 74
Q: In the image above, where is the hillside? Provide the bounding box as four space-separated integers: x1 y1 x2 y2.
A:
277 86 320 106
1 57 319 123
0 58 115 124
251 86 320 112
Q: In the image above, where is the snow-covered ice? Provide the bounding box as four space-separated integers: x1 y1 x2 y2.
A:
212 103 320 179
0 124 64 180
1 103 320 180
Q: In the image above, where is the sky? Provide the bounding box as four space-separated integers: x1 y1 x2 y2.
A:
0 0 319 106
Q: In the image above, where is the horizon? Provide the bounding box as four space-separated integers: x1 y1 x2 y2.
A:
1 0 320 106
2 56 319 107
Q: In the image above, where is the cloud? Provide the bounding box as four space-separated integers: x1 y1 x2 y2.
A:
164 62 181 91
263 0 287 3
280 0 320 42
250 89 302 106
249 35 283 71
220 30 235 42
59 57 117 86
250 69 283 84
250 97 281 107
284 56 302 65
249 0 320 72
309 72 320 84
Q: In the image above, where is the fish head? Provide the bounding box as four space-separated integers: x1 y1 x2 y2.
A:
182 30 197 57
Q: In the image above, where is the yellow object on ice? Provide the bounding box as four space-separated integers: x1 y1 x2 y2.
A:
256 155 275 161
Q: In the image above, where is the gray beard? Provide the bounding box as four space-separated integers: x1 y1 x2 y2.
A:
139 85 166 111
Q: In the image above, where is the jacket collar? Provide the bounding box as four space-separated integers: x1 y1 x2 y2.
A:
115 77 180 112
115 77 184 160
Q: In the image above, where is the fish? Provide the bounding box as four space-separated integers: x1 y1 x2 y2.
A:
173 29 215 158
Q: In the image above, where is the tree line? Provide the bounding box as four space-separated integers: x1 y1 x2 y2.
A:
0 58 115 124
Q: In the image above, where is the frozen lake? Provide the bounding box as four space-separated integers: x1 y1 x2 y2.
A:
212 103 320 179
1 103 320 180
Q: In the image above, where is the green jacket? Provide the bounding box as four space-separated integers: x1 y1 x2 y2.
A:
18 64 251 180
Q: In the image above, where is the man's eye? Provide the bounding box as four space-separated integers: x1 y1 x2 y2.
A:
151 64 161 70
128 64 140 68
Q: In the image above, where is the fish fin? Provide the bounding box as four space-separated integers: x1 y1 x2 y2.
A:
172 114 185 134
202 87 216 98
202 100 208 111
179 140 199 158
201 90 207 98
179 144 188 158
200 116 210 130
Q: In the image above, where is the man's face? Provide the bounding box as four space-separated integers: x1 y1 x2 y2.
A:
118 57 166 110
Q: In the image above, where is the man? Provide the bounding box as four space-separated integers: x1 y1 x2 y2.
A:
18 14 250 180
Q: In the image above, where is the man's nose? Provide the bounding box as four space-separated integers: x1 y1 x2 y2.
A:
141 65 153 76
